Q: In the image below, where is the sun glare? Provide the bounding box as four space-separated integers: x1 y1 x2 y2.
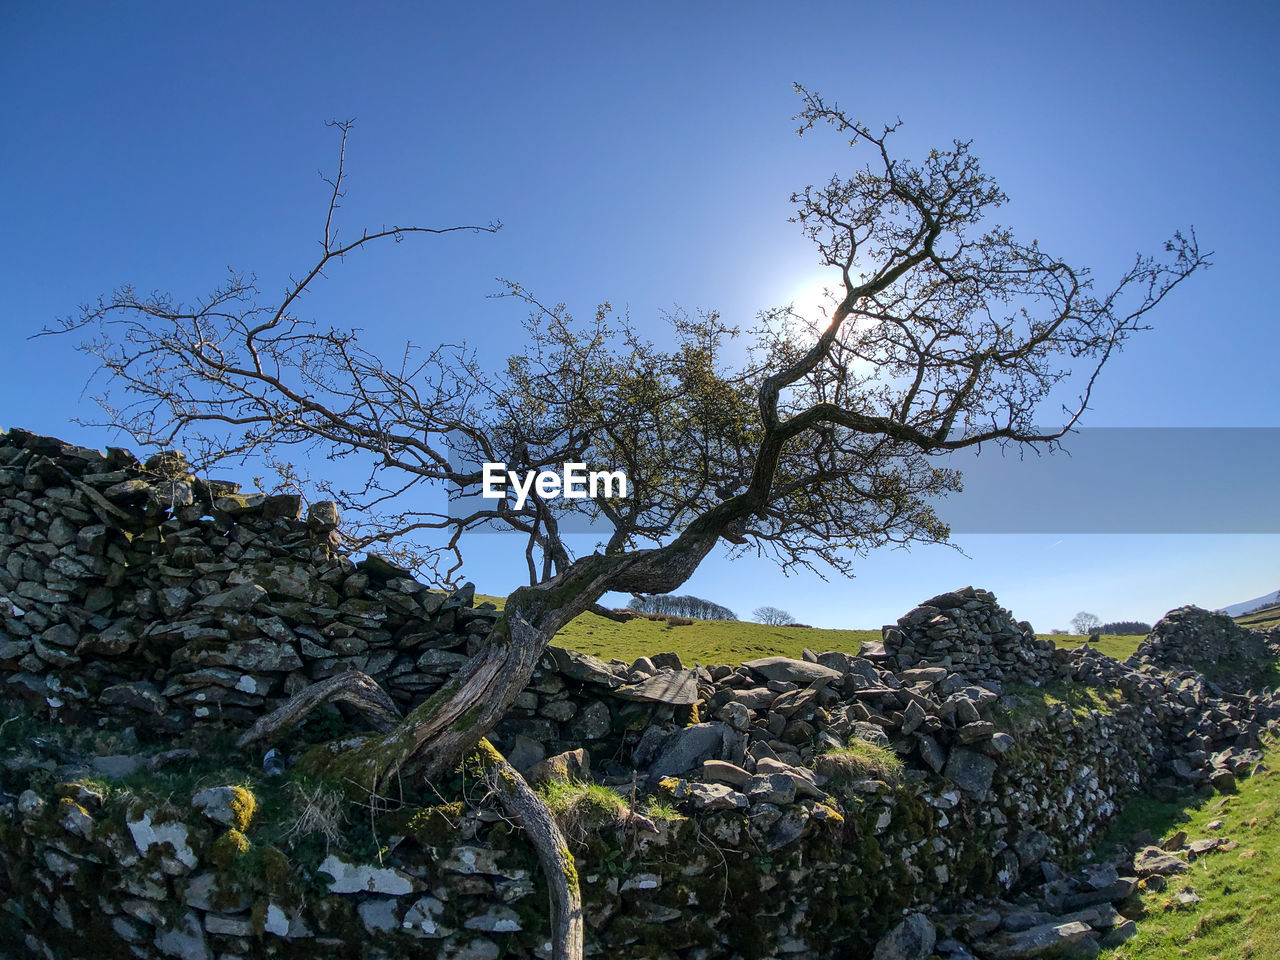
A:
786 277 840 330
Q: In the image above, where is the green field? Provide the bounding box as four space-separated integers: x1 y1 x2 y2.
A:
1236 602 1280 633
468 592 1152 666
1100 738 1280 959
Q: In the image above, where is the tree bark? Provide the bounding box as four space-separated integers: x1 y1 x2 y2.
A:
473 739 584 960
236 669 401 750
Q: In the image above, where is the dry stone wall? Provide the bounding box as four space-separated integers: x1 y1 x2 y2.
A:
0 426 1278 960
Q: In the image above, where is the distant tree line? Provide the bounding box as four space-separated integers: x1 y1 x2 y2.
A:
1099 620 1152 635
626 594 738 621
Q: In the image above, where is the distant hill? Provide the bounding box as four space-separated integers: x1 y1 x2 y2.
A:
1219 589 1280 618
1236 602 1280 632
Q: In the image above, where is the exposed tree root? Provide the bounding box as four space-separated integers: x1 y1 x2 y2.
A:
236 669 402 750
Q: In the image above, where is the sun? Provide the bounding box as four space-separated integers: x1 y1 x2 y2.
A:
784 276 840 329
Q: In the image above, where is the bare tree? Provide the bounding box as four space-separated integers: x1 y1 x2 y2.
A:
753 605 796 626
1071 611 1102 635
44 90 1207 959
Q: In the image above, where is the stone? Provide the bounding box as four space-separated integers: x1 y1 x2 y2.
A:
57 799 94 841
442 937 501 960
900 667 949 684
538 699 577 722
901 699 928 734
615 668 699 705
976 920 1093 959
440 846 508 876
944 748 997 798
318 855 414 894
307 501 341 531
733 687 782 710
127 811 198 872
568 700 612 739
358 897 401 933
153 912 211 960
191 786 253 830
959 721 997 744
263 903 312 938
701 759 751 788
1014 827 1051 869
528 748 589 785
402 896 449 938
1098 920 1138 948
917 735 946 773
204 914 253 937
545 645 623 688
195 583 268 613
464 905 522 933
178 639 302 672
742 656 843 685
872 911 936 960
100 681 166 715
648 722 730 778
746 773 797 805
1133 846 1188 877
687 782 749 811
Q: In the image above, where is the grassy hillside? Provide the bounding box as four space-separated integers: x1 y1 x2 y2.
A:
1236 602 1280 632
1100 738 1280 959
470 593 1147 665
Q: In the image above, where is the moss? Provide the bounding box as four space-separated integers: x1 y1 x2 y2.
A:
227 785 257 832
209 828 251 869
256 844 292 888
388 802 467 848
812 802 844 824
559 844 580 896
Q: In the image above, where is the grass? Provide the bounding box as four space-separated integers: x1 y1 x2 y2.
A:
536 778 633 845
471 591 877 666
476 590 1155 667
1236 602 1280 632
1049 634 1147 660
814 738 905 786
1099 738 1280 960
557 612 878 667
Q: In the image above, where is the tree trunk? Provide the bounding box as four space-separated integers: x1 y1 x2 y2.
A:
473 739 584 960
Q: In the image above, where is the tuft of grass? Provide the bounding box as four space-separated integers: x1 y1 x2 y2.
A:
815 739 904 786
537 778 632 846
641 798 682 822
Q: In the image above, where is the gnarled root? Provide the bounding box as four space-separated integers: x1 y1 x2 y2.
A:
473 739 584 960
237 669 402 750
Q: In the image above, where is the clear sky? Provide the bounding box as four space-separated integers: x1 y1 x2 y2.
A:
1 2 1276 631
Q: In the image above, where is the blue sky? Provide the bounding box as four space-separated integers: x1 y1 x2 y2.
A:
1 3 1276 630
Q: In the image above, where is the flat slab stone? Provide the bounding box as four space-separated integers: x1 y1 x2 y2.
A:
545 646 623 688
976 920 1093 959
319 854 414 894
741 657 843 685
614 668 698 705
1133 846 1189 877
